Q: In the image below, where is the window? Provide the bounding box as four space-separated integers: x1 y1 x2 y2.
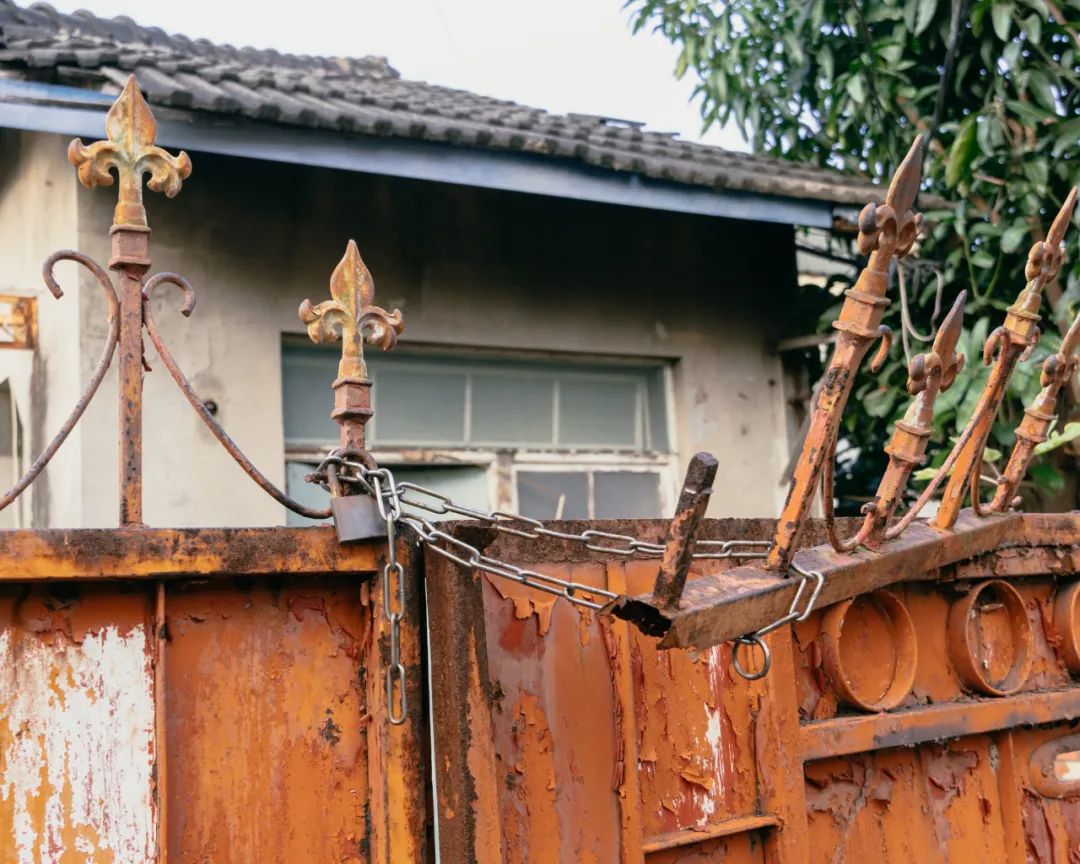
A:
282 345 674 525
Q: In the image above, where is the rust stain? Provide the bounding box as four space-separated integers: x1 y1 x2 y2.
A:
485 574 559 637
164 577 368 862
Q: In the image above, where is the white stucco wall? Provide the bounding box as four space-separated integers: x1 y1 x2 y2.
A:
5 134 799 528
0 131 81 527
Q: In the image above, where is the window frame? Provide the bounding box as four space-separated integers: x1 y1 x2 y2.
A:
282 345 679 521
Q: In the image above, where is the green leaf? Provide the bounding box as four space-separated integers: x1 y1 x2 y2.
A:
946 115 979 188
1033 421 1080 456
1001 222 1030 252
846 74 867 105
914 0 938 34
817 45 834 83
863 387 898 418
1006 99 1055 125
1030 462 1066 492
992 3 1012 40
674 50 689 78
1052 116 1080 158
1027 70 1058 113
1025 13 1042 44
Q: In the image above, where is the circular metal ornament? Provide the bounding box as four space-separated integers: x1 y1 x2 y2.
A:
821 590 917 712
947 579 1033 697
1053 581 1080 673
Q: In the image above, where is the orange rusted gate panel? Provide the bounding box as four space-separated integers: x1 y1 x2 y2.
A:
0 79 426 863
5 77 1080 864
422 147 1080 862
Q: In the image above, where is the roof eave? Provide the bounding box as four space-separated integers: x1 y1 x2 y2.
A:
0 77 838 229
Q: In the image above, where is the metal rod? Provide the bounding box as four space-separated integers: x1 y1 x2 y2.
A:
652 452 717 609
767 135 924 573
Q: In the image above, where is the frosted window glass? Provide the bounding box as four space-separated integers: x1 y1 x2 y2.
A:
516 471 589 520
594 472 662 518
374 367 466 444
393 465 489 520
558 379 639 447
471 374 554 445
284 460 331 527
282 346 340 444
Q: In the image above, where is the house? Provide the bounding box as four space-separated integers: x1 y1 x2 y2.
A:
0 1 886 529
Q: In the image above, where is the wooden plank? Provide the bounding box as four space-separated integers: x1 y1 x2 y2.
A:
0 526 379 579
617 511 1025 650
800 687 1080 762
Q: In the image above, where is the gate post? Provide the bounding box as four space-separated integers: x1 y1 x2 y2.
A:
425 542 505 863
366 530 430 862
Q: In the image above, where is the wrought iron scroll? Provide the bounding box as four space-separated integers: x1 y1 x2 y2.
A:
0 252 118 511
766 135 924 573
0 76 338 523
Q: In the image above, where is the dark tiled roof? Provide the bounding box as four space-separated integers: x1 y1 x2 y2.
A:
0 0 885 207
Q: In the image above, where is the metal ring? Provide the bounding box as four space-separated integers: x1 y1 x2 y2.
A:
732 635 771 681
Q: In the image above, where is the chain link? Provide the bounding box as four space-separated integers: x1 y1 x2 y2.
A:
381 488 407 725
309 453 818 711
731 563 824 681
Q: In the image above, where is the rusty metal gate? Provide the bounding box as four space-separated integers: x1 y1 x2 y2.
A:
3 83 1080 864
0 78 428 863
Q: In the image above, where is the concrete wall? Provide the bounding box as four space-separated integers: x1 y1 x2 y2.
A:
8 134 800 528
0 131 81 527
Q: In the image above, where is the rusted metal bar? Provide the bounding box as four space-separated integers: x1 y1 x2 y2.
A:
985 302 1080 513
0 251 118 513
365 530 429 863
617 510 1023 649
845 291 966 549
300 240 404 458
153 580 168 864
424 547 503 863
0 527 380 579
767 136 923 573
67 74 192 526
641 815 779 854
651 451 717 608
800 685 1080 762
931 187 1078 530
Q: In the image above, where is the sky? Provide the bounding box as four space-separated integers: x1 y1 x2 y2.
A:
44 0 748 151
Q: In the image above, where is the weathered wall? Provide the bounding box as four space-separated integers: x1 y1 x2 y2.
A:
21 137 798 527
0 131 81 527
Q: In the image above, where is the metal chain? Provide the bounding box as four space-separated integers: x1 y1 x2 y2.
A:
731 563 825 681
310 454 818 705
371 468 408 726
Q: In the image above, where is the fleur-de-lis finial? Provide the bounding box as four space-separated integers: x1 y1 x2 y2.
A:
856 136 925 261
907 292 966 398
1026 186 1078 285
67 75 192 228
299 240 404 381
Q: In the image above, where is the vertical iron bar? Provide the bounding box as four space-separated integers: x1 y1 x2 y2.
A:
153 579 168 863
652 452 717 608
111 227 151 525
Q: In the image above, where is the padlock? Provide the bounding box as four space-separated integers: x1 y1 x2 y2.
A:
332 493 389 543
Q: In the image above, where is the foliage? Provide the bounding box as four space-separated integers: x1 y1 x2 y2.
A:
629 0 1080 508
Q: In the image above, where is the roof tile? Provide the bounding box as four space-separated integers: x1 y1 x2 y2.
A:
0 0 889 207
